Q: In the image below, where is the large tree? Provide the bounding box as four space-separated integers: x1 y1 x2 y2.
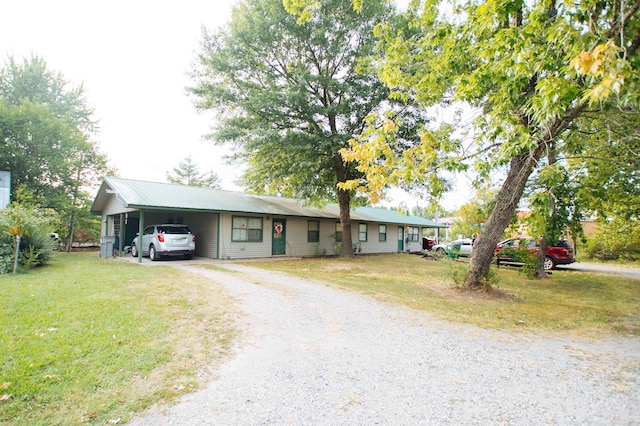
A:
339 0 639 286
0 56 108 248
189 0 398 257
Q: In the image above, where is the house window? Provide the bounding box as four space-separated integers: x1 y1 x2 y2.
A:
408 226 419 242
358 223 368 242
232 216 263 242
308 220 320 242
379 224 387 242
335 222 342 242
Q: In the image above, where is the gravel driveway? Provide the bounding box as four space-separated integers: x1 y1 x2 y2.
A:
128 263 640 425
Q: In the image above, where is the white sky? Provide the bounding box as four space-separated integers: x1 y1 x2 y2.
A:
1 0 471 211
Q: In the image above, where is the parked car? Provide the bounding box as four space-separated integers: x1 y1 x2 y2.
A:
422 236 436 251
433 238 473 257
494 237 575 270
131 224 195 261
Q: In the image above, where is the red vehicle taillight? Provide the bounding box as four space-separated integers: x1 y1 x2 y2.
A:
192 235 196 243
157 234 165 243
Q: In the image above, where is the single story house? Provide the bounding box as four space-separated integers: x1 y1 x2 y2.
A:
90 177 446 260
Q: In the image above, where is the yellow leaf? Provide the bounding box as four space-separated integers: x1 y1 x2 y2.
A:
383 119 397 133
0 382 9 390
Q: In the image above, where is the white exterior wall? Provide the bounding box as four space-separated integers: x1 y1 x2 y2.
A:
181 213 218 258
277 217 338 257
215 214 410 260
350 223 402 254
102 194 136 217
99 201 428 260
218 213 272 259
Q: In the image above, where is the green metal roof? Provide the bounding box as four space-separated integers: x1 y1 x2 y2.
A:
91 177 446 228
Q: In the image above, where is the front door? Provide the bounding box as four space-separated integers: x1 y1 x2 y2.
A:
398 227 404 251
272 218 286 255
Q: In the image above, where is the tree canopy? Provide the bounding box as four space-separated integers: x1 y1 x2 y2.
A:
0 56 108 246
189 0 400 256
338 0 639 286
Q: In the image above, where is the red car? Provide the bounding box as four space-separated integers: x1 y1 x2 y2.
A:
495 237 575 270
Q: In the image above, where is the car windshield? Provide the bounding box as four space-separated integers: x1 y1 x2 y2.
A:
158 226 191 234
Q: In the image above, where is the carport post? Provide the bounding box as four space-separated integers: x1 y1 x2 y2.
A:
138 210 144 263
118 213 124 256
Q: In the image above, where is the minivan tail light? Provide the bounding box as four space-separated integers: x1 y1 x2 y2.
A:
192 235 196 243
158 234 165 243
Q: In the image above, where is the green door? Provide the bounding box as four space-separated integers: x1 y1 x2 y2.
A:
398 227 404 251
272 219 286 255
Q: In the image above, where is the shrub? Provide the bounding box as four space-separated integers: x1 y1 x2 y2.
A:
0 204 58 274
583 219 640 261
498 246 539 279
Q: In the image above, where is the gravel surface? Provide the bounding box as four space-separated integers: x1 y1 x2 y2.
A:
128 263 640 425
561 262 640 280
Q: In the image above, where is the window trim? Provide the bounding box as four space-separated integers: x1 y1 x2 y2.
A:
231 216 263 242
308 220 320 243
358 223 368 242
378 224 387 242
407 226 420 242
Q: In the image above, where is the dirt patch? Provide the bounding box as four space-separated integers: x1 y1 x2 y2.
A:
432 284 520 302
323 264 354 271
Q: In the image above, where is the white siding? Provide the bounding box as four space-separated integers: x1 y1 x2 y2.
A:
218 214 272 259
214 215 408 260
102 194 136 216
351 223 401 254
181 213 218 258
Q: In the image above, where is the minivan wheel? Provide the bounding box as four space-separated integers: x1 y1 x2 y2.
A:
149 245 158 261
131 244 138 257
544 256 556 270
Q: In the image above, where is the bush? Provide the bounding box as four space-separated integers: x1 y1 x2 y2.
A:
498 246 539 279
0 204 58 274
583 219 640 261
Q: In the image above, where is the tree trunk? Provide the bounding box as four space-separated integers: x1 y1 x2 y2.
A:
334 153 355 258
337 187 355 258
66 219 74 253
464 144 546 288
535 238 548 278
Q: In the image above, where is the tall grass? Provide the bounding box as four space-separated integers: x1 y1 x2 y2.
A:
0 252 238 425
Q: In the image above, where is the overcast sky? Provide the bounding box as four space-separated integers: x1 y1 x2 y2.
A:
2 1 239 186
2 0 469 211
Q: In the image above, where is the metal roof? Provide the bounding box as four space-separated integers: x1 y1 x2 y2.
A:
91 177 446 228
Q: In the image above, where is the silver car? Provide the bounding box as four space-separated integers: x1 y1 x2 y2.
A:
433 238 473 257
131 224 195 261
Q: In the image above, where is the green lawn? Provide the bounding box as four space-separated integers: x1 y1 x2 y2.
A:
2 251 638 425
240 253 640 336
0 252 238 425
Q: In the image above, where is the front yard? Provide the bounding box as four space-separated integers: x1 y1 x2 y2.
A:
240 253 640 337
0 252 238 425
2 251 639 424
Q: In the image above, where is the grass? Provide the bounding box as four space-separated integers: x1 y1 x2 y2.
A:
1 251 638 424
240 253 640 337
0 252 239 425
